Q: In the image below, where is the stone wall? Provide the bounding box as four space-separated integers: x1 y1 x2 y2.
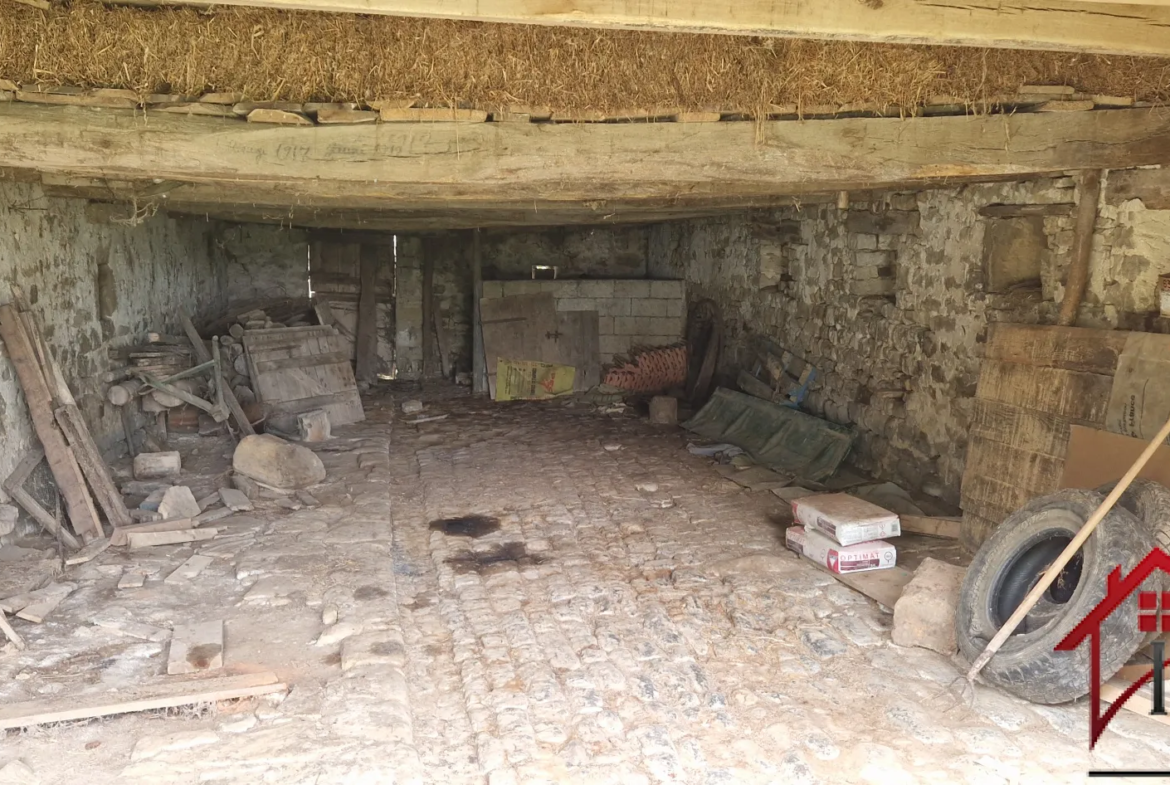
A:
0 181 225 534
481 279 686 362
646 175 1161 504
216 223 310 308
481 226 649 280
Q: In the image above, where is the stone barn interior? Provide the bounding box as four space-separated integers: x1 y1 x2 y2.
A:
1 1 1170 782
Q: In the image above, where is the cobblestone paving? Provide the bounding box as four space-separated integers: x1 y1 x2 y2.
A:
0 390 1164 784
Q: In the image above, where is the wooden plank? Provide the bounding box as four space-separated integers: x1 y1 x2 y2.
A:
254 351 352 373
96 0 1170 56
964 434 1066 495
975 361 1114 423
3 448 82 550
0 305 102 542
4 105 1170 218
970 399 1074 458
899 515 962 539
178 308 255 437
127 528 218 549
422 245 435 378
960 474 1034 524
1106 166 1170 209
0 611 24 650
960 510 1002 553
1101 676 1170 727
832 565 913 611
555 310 602 391
165 555 214 584
480 293 561 399
983 323 1129 374
15 583 76 623
472 229 487 394
380 107 487 122
0 671 286 730
355 244 378 384
55 405 133 529
64 537 110 566
167 620 224 675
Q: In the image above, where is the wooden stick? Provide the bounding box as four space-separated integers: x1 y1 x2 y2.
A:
2 449 82 551
966 409 1170 682
1057 169 1103 327
178 308 255 437
56 404 133 529
0 611 25 650
0 671 285 729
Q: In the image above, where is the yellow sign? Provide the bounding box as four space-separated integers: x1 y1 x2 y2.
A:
495 359 576 401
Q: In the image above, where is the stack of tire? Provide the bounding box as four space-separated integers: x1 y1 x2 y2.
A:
956 481 1170 703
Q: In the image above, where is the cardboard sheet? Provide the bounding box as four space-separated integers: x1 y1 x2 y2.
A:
1105 332 1170 441
1059 425 1170 490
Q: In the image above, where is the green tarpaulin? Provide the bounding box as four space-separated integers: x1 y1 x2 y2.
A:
683 387 855 482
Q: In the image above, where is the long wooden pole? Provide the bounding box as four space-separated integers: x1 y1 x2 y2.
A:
1057 169 1103 327
471 229 487 395
966 410 1170 681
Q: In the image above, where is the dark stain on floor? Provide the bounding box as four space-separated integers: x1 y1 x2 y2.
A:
428 515 501 538
445 542 547 575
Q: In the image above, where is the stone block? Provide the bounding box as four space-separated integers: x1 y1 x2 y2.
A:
845 210 920 236
649 396 678 425
892 557 966 655
502 280 542 297
297 409 332 442
856 250 896 267
598 297 631 317
665 299 685 318
613 280 651 299
133 451 181 480
218 487 253 512
650 280 685 299
481 281 504 299
233 434 326 490
854 233 879 250
631 298 668 318
850 279 897 297
597 316 615 335
576 280 615 298
158 486 200 520
613 316 638 335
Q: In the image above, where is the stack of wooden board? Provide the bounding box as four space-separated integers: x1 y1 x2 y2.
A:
960 324 1133 552
243 325 364 426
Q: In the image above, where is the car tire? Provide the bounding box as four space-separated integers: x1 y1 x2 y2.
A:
955 489 1157 704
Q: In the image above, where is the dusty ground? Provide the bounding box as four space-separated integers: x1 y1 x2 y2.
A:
0 385 1165 784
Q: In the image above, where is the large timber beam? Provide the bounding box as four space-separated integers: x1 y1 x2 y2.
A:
1 104 1169 228
111 0 1170 56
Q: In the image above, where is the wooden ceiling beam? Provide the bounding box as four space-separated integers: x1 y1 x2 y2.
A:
4 105 1168 212
106 0 1170 56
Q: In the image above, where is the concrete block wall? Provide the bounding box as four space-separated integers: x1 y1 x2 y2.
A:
481 278 686 361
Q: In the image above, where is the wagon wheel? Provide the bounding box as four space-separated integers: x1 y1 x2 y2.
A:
685 299 721 407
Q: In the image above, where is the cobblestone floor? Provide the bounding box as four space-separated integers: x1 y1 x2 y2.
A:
0 387 1165 784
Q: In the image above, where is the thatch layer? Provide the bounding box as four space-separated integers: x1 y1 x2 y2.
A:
1 1 1168 113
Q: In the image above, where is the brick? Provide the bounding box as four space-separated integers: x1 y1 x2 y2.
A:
576 280 615 299
481 281 504 299
558 297 598 312
634 316 655 334
649 280 685 299
665 299 685 319
650 317 682 336
614 280 651 299
598 298 632 317
600 334 630 357
597 316 615 335
546 280 579 297
502 280 543 297
613 316 638 335
631 299 668 318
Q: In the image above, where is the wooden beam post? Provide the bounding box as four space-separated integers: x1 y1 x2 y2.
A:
177 307 255 436
472 229 487 395
0 305 102 543
421 240 435 380
1057 169 1104 327
355 244 378 385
